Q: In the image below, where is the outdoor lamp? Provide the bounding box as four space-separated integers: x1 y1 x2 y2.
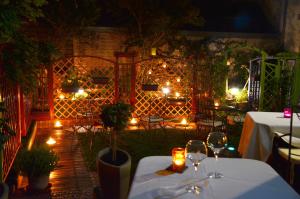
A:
284 107 292 118
151 48 157 56
230 87 239 96
172 147 186 172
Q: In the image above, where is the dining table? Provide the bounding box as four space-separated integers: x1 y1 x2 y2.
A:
128 156 299 199
238 111 300 161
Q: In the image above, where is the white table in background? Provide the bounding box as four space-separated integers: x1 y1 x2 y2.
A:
238 112 300 161
128 156 299 199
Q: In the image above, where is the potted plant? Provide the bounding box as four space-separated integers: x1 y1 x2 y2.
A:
0 102 16 199
89 68 109 84
61 67 80 93
235 89 249 110
15 146 59 190
97 102 132 199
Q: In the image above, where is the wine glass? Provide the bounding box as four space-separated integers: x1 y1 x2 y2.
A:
207 131 227 179
185 140 208 194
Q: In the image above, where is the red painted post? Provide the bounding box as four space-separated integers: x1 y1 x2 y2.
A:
130 57 136 107
48 65 54 120
114 56 120 103
191 61 198 117
19 88 26 136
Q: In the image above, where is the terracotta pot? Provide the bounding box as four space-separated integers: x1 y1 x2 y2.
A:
97 148 131 199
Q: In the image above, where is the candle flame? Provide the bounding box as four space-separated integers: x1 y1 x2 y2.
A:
46 137 56 145
130 118 138 125
181 118 188 125
54 120 62 128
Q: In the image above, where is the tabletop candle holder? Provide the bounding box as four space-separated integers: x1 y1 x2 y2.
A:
284 107 292 118
172 147 186 172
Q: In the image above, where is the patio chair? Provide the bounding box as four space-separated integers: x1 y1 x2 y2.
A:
196 98 225 135
139 113 165 130
273 131 300 185
74 100 96 133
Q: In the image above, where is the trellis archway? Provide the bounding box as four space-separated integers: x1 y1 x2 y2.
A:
52 56 116 119
134 57 193 118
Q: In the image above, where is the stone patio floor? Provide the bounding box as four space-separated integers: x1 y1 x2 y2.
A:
11 127 98 199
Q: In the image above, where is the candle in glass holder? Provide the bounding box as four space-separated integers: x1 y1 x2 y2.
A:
283 108 292 118
172 147 186 172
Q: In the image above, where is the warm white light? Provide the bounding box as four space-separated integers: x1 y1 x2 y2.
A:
162 63 167 68
46 137 56 145
148 70 152 75
59 94 65 99
214 102 220 107
180 118 188 125
162 87 170 95
78 88 84 94
54 120 63 128
175 92 180 97
130 118 138 125
226 60 231 66
230 88 239 96
176 78 181 82
166 81 170 86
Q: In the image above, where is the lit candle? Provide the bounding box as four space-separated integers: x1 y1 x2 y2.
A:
46 137 56 145
172 147 186 172
180 118 188 126
54 120 63 128
283 108 292 118
130 117 138 125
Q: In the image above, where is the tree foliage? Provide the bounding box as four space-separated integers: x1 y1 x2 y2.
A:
101 0 203 56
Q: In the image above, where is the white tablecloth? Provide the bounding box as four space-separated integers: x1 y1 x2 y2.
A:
128 156 299 199
238 112 300 161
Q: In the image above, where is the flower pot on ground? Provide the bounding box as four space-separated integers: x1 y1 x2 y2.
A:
98 102 132 199
15 146 59 190
97 148 131 199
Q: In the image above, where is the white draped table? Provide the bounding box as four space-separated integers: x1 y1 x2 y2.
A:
238 112 300 161
128 156 299 199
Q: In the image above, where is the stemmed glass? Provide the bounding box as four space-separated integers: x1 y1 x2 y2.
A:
207 131 227 179
185 140 208 194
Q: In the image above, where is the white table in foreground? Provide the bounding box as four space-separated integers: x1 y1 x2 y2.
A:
128 156 299 199
238 112 300 161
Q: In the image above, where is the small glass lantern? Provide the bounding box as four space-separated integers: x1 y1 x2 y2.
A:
283 107 292 118
172 147 186 172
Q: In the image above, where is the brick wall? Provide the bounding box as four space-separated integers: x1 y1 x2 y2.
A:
284 0 300 52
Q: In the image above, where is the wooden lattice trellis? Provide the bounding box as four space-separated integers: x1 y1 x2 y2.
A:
135 57 192 118
0 71 21 182
53 56 115 119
